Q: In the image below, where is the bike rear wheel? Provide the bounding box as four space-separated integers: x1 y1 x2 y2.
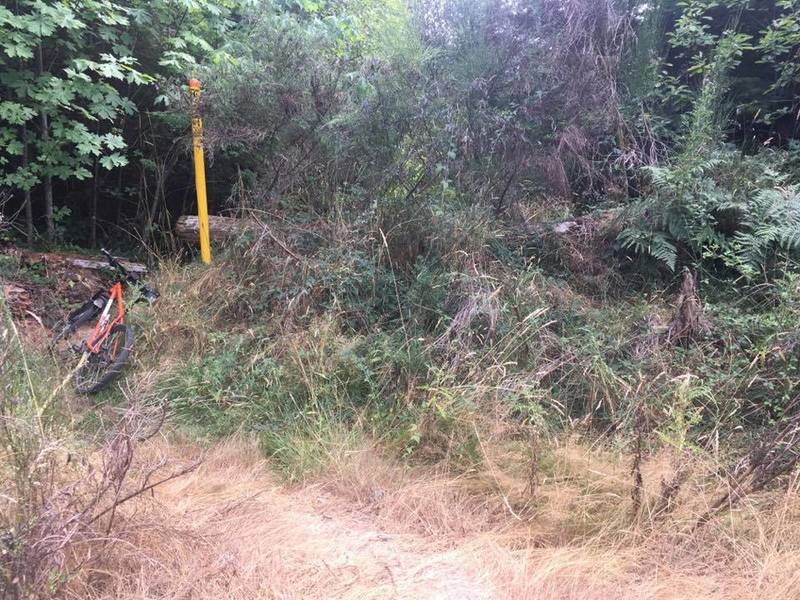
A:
74 324 134 394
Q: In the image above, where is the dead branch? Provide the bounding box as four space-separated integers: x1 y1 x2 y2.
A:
3 402 200 597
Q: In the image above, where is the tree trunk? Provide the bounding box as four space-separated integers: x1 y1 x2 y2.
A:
143 161 164 247
42 155 53 242
90 157 99 247
37 44 54 243
139 167 150 244
114 168 123 229
22 126 33 245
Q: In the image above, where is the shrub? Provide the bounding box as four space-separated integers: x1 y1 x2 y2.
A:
618 148 800 278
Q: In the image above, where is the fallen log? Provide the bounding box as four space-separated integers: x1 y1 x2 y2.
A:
176 214 307 261
175 214 255 243
15 249 147 274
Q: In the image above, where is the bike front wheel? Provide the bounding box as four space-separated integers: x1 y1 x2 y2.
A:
51 301 101 347
74 324 135 394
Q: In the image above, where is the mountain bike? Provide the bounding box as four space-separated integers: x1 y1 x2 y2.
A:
52 248 159 394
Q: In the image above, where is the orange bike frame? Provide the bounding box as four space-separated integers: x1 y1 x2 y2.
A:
85 281 125 353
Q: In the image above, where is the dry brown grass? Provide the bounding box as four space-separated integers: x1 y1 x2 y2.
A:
70 433 800 600
85 436 490 599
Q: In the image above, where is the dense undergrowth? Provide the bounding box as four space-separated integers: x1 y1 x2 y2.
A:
5 0 800 596
135 203 800 483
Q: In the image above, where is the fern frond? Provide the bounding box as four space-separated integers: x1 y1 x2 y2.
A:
617 228 677 271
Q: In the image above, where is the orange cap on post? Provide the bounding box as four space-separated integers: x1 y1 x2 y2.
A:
188 78 201 91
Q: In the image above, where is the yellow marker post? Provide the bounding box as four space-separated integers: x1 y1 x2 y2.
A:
188 78 212 264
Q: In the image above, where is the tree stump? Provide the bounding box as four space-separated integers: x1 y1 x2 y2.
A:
665 268 710 345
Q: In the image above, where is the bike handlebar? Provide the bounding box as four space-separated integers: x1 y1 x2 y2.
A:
100 247 129 277
99 248 159 304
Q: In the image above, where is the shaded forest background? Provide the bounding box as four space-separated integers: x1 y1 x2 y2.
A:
1 0 800 279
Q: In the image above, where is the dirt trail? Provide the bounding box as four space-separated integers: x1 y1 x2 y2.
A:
107 439 751 600
219 488 491 599
115 440 493 600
